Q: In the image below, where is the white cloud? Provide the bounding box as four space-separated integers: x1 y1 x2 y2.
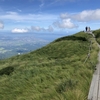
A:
12 28 29 33
60 13 70 19
7 11 18 15
47 26 54 32
31 25 54 32
73 9 100 22
0 21 4 29
0 12 57 22
60 9 100 22
47 0 78 6
0 11 56 32
53 19 78 29
31 26 42 31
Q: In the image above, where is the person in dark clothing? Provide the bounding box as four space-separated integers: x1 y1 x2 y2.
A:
85 26 88 32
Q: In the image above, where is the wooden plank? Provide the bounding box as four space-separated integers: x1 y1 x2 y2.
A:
98 77 100 100
88 74 97 100
87 34 100 100
92 75 99 100
97 62 100 100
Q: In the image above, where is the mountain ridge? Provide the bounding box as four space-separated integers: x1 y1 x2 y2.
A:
0 30 99 100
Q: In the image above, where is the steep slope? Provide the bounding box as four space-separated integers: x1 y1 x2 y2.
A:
93 29 100 44
0 31 99 100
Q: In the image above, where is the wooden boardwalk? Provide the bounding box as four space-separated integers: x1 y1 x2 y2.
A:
88 37 100 100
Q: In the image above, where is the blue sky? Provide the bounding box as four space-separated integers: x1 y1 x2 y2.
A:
0 0 100 34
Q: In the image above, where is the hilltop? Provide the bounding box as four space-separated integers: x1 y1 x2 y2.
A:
0 31 99 100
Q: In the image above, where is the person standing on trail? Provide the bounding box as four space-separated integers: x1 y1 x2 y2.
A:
89 27 90 32
85 26 88 32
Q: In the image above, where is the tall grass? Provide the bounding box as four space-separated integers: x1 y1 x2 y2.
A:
0 31 99 100
93 29 100 44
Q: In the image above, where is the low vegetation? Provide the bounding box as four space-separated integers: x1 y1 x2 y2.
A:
0 31 99 100
93 29 100 44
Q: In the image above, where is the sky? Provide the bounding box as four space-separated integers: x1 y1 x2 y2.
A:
0 0 100 34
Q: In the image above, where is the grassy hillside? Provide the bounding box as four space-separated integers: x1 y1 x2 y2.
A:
0 31 99 100
93 29 100 44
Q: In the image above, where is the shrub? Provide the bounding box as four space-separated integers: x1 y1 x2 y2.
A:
54 36 87 42
0 66 14 75
56 79 78 93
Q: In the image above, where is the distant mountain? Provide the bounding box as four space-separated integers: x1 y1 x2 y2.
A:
0 31 99 100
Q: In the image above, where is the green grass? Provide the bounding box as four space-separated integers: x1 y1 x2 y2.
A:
93 29 100 44
0 31 99 100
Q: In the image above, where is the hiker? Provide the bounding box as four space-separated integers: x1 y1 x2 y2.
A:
89 27 90 32
85 26 88 32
